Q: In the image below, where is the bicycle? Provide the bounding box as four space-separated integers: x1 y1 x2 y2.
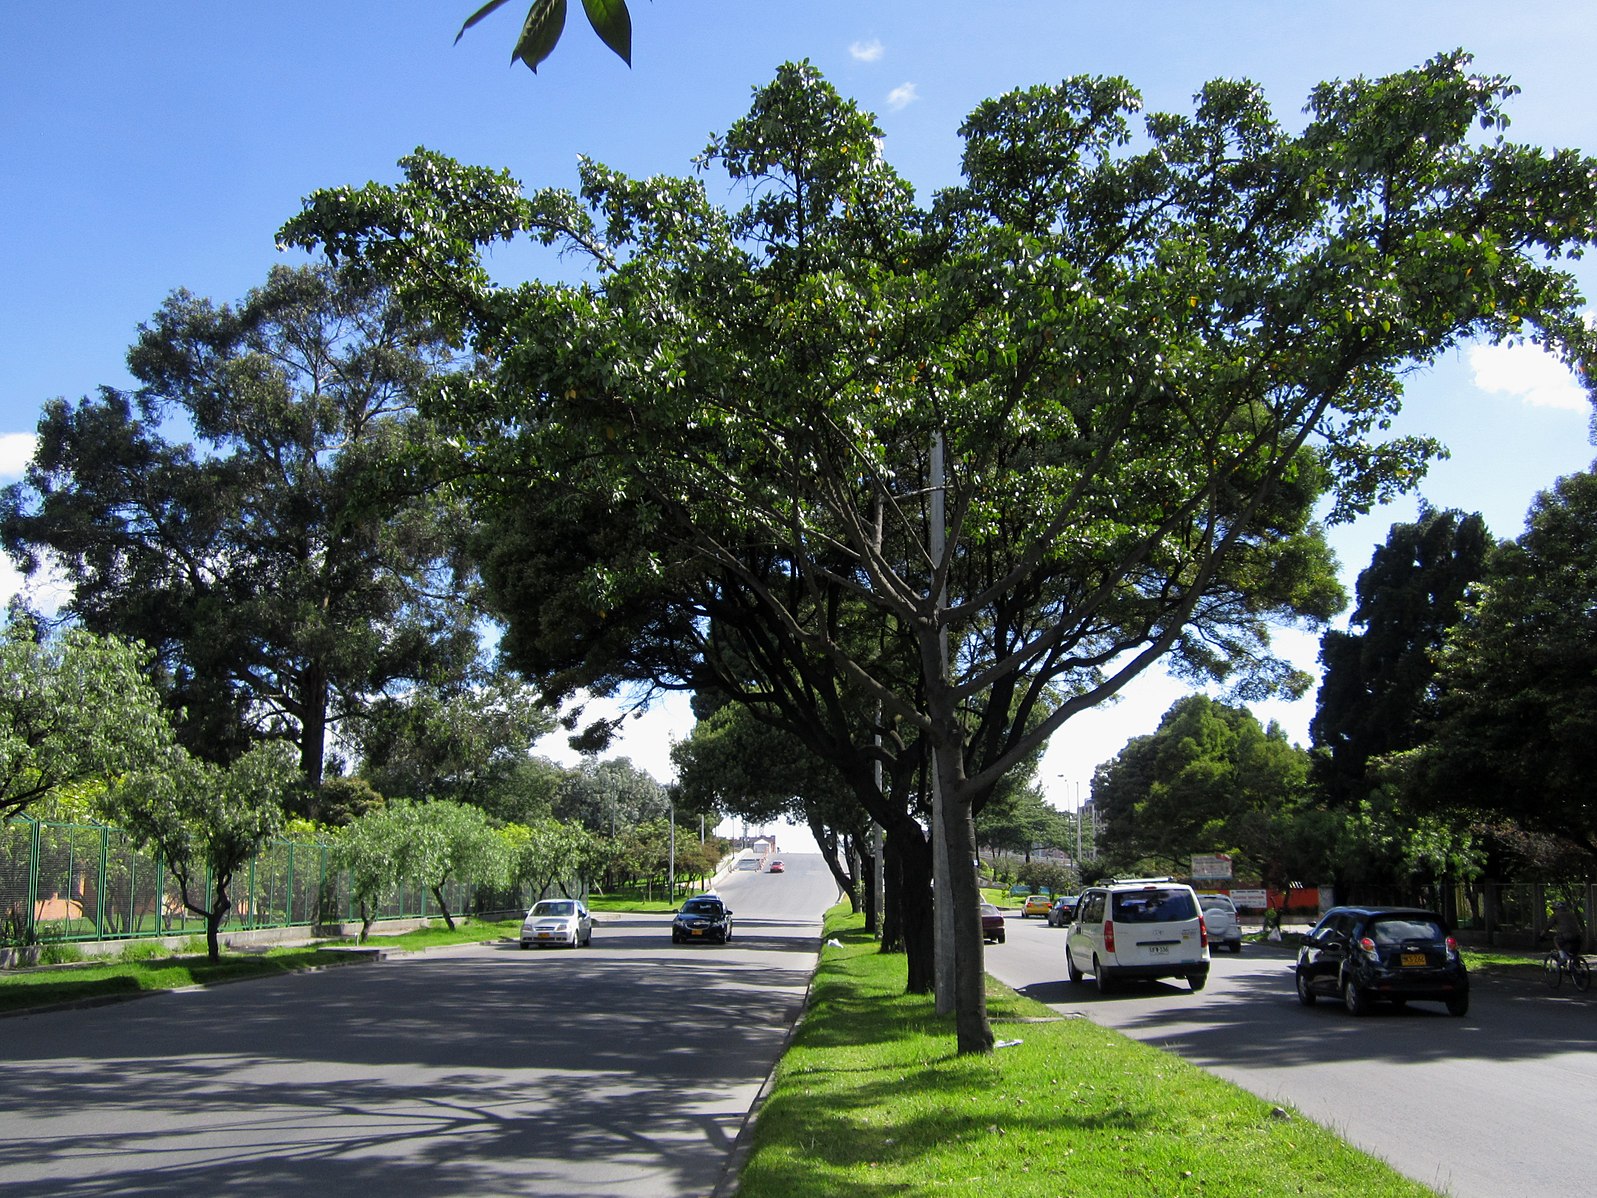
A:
1542 944 1591 992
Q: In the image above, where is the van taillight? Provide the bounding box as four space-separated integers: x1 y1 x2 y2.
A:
1104 919 1115 953
1199 915 1208 949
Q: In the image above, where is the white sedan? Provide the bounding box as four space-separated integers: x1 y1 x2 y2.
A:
520 899 593 948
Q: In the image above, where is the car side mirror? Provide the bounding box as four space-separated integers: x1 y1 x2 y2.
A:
726 909 735 916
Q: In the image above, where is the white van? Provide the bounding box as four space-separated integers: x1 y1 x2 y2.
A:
1066 877 1210 993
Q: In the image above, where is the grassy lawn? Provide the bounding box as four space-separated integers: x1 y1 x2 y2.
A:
736 907 1437 1198
0 918 521 1015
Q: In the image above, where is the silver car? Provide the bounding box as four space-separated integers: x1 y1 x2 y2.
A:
1199 893 1244 953
520 898 593 948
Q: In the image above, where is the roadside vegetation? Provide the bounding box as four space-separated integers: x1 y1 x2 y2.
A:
737 907 1437 1198
0 918 521 1015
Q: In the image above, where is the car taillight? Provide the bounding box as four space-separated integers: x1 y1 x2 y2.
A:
1104 919 1115 953
1199 915 1208 949
1358 936 1378 957
1445 936 1459 956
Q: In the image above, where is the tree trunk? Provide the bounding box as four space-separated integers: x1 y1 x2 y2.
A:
205 877 233 964
430 884 457 932
940 784 993 1054
299 662 330 789
889 820 936 994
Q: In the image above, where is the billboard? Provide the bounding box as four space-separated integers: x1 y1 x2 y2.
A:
1190 853 1233 881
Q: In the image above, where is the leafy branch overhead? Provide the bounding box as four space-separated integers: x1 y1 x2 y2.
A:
456 0 632 73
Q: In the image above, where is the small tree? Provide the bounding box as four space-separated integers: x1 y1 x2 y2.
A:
1 618 175 822
332 803 405 942
383 799 506 930
108 741 296 962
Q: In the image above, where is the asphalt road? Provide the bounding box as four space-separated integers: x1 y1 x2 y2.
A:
0 854 839 1198
984 908 1597 1198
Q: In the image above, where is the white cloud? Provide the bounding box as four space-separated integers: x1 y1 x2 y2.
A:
850 38 884 63
1468 341 1587 411
0 432 35 480
886 82 919 111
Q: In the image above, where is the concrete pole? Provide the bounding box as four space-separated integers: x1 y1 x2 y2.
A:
931 430 955 1014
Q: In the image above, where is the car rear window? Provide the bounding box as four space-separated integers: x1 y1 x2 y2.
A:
1368 917 1445 944
1113 889 1198 922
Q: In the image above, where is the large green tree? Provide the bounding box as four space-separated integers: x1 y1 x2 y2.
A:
1 265 481 788
283 57 1597 1054
1094 694 1312 879
355 671 556 811
1403 466 1597 854
1 617 175 822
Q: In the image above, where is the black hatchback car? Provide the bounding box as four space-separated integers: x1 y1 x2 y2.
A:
671 894 734 944
1295 906 1468 1017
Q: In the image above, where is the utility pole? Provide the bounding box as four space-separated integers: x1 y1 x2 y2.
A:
931 430 955 1014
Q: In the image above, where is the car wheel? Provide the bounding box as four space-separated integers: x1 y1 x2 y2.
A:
1230 940 1244 954
1188 973 1207 992
1295 968 1316 1006
1066 950 1083 983
671 932 681 944
997 930 1005 944
1093 956 1114 994
1446 993 1469 1017
1342 976 1371 1016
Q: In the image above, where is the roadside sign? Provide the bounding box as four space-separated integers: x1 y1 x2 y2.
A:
1190 853 1233 880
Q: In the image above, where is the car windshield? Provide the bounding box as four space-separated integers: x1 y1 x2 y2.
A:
1113 889 1198 922
681 900 722 915
1368 916 1445 944
980 903 999 916
533 901 575 917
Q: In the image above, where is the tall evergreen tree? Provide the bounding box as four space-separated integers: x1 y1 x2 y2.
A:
1312 507 1491 805
1 265 480 787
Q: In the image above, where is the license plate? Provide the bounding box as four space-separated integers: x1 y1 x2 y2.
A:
1146 945 1169 955
538 932 554 939
691 929 704 936
1401 952 1426 967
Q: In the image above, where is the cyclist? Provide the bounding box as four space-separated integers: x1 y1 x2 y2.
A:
1551 901 1584 963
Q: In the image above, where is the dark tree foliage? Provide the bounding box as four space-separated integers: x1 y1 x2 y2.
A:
1312 507 1492 805
1 265 480 787
1405 466 1597 854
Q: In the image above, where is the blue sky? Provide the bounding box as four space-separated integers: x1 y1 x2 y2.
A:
5 3 1597 816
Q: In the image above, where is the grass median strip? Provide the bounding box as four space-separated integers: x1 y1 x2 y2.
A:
735 906 1435 1198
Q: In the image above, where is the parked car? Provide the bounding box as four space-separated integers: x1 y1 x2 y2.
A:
671 894 735 944
1021 893 1054 918
1199 893 1244 953
1046 895 1080 927
520 898 593 948
1066 877 1210 993
1295 906 1468 1016
768 860 785 873
981 902 1006 944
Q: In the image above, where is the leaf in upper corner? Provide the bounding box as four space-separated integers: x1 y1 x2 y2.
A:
581 0 632 67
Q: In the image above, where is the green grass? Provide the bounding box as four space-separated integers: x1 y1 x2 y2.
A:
736 907 1437 1198
0 919 521 1014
